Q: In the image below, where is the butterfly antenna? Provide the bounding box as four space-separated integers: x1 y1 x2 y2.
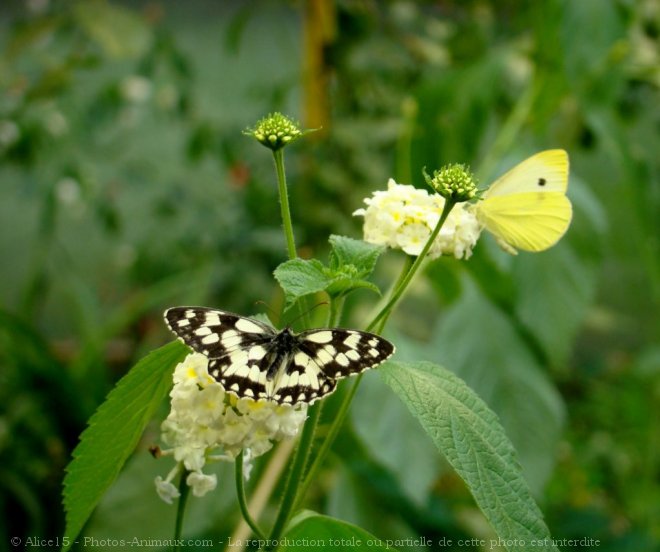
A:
254 300 280 326
285 301 329 328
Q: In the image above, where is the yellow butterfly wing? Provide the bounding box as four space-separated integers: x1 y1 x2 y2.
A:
476 149 572 252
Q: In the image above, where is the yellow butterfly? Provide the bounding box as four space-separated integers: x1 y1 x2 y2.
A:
475 149 572 254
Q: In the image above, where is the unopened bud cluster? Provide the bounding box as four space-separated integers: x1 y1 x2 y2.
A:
424 164 478 202
245 112 304 151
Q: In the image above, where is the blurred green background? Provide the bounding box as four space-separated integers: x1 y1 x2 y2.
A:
1 1 658 551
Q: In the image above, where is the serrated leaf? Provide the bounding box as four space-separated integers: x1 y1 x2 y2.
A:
328 235 384 277
274 258 380 310
352 376 439 506
429 279 564 492
326 276 381 298
380 361 559 552
282 511 398 552
274 258 332 307
62 341 188 551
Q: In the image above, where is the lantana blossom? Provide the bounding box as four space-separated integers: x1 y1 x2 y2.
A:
354 178 481 259
154 353 307 501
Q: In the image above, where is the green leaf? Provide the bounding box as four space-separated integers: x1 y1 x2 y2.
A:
352 375 439 506
282 511 398 552
61 341 188 551
274 258 333 307
274 259 379 310
325 273 381 298
274 235 385 310
380 361 559 552
513 246 596 366
427 279 564 493
328 235 384 276
84 450 236 547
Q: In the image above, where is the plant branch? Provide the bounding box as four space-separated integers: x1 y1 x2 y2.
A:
367 198 457 332
297 200 458 503
235 452 266 540
273 149 297 261
174 469 190 552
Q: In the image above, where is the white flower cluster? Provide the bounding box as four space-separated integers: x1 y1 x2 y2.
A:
354 178 481 260
154 353 307 503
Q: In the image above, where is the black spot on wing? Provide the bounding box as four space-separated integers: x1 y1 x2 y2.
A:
537 177 546 187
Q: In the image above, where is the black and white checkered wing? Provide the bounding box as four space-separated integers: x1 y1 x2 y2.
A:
297 329 395 379
270 329 395 405
165 307 274 357
164 307 277 400
164 307 396 406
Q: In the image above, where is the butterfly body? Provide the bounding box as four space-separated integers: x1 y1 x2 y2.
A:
475 149 571 253
165 307 395 406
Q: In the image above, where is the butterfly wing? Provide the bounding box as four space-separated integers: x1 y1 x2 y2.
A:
165 307 277 400
164 307 274 358
234 329 395 406
164 308 396 406
297 327 394 377
476 149 571 252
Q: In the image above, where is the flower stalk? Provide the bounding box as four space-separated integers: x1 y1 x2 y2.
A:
236 451 266 540
267 294 343 545
296 197 459 515
273 148 297 261
267 403 322 546
173 469 190 552
367 198 457 332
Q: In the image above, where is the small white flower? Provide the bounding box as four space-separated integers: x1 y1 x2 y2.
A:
172 352 214 387
155 475 180 505
241 449 254 481
154 353 307 503
173 444 206 472
354 178 481 260
186 471 217 497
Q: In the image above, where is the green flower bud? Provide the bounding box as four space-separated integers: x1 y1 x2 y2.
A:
244 112 310 151
423 163 478 203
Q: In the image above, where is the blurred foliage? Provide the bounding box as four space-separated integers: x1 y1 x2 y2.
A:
0 0 658 550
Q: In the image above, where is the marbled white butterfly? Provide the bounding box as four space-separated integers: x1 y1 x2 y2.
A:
164 307 395 405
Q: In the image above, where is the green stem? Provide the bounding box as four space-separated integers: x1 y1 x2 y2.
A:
267 296 342 546
298 201 458 502
328 295 346 329
367 198 457 332
268 403 322 546
273 149 297 261
273 147 311 330
174 469 190 552
368 255 413 334
296 371 362 510
235 451 266 539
